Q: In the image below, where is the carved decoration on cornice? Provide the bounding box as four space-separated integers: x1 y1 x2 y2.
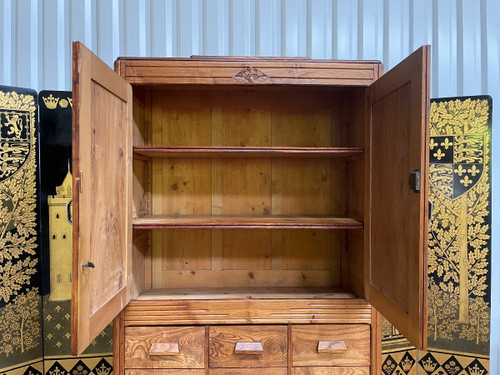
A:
234 67 268 83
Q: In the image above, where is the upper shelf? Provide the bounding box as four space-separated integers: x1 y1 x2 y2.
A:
133 215 363 230
133 146 364 158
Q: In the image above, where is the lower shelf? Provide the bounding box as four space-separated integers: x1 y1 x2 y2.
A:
125 288 372 326
135 287 357 300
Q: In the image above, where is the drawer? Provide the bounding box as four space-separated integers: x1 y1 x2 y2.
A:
125 326 205 369
291 325 370 367
209 325 287 368
293 367 370 375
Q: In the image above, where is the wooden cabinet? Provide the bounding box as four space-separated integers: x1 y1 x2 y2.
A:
70 42 430 375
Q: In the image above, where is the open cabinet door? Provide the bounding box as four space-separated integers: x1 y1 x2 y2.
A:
71 42 133 355
365 46 430 350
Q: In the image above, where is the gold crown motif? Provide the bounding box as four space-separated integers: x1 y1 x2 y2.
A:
42 94 59 109
468 363 485 375
400 357 414 371
422 357 437 372
48 367 65 375
94 363 111 375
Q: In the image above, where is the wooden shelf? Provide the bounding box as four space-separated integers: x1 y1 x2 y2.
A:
134 287 358 301
133 146 364 158
133 215 363 229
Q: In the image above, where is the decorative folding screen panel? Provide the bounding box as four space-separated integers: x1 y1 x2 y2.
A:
0 86 43 374
382 96 492 375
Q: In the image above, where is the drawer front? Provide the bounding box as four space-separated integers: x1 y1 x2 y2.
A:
292 325 370 367
209 325 287 368
125 326 205 368
293 367 370 375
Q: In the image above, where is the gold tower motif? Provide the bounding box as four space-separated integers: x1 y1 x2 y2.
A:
47 161 73 301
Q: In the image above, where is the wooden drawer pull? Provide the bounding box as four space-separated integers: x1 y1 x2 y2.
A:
149 342 180 356
234 341 264 354
317 340 348 353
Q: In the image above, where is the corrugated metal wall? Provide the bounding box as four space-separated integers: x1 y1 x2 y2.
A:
0 0 498 371
0 0 498 97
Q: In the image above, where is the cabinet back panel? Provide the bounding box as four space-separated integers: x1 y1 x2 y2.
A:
152 100 212 146
151 158 337 216
151 229 335 288
160 269 331 288
152 158 213 214
148 89 344 148
142 87 359 289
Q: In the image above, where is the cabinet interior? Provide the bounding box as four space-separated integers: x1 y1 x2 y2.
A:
130 85 366 300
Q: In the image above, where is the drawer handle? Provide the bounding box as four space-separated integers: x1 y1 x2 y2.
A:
234 341 264 355
149 342 180 356
317 340 348 353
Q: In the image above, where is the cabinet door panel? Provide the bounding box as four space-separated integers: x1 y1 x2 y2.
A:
71 42 133 355
365 46 430 350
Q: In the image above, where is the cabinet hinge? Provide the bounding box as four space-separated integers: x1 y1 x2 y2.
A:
409 170 420 192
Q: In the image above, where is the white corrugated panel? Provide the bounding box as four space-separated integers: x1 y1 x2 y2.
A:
0 0 499 371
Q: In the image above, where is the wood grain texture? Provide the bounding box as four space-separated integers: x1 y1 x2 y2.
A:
133 146 364 158
291 325 370 367
73 50 431 374
113 311 125 375
124 297 372 326
135 287 357 300
119 59 378 86
125 326 205 368
160 270 330 289
365 45 429 350
272 159 331 215
271 230 331 271
133 215 363 229
293 367 369 375
370 307 382 375
71 41 133 356
209 325 287 368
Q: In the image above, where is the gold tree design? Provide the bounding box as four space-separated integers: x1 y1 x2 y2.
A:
0 90 39 304
0 287 41 356
427 98 490 343
0 153 39 303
